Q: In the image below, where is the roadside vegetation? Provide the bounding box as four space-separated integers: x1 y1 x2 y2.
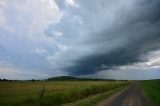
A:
0 80 130 106
140 80 160 106
68 85 126 106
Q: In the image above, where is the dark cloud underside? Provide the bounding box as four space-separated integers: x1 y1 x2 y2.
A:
65 0 160 75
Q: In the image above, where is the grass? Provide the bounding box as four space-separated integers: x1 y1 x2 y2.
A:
71 85 127 106
0 80 130 106
140 80 160 106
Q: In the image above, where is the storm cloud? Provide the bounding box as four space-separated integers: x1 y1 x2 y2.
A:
57 0 160 75
0 0 160 79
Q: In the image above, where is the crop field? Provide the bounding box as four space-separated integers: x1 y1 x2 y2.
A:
140 80 160 106
0 80 129 106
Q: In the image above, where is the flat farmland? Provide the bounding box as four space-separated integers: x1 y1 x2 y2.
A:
0 81 129 106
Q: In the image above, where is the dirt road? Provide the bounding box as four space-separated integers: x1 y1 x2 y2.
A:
98 82 150 106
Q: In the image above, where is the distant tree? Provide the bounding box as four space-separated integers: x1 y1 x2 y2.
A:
3 79 7 81
31 79 35 82
14 80 18 82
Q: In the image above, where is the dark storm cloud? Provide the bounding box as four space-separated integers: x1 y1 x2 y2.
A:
68 34 160 75
64 0 160 75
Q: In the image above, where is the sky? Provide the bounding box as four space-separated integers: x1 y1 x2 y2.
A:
0 0 160 80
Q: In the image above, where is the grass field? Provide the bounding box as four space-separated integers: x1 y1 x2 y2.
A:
0 80 129 106
69 85 126 106
140 80 160 106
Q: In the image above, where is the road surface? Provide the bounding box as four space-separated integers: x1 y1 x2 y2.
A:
98 82 150 106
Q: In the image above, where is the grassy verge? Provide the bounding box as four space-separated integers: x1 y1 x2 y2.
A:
71 85 127 106
140 80 160 106
25 82 129 106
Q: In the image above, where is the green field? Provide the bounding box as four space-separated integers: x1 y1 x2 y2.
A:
0 81 129 106
140 80 160 106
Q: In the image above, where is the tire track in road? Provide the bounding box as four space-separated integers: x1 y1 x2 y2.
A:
98 82 150 106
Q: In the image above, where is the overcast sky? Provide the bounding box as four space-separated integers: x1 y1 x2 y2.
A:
0 0 160 80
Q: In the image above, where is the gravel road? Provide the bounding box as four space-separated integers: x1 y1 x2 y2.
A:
98 82 150 106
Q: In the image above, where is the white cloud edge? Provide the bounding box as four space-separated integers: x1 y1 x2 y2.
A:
65 0 79 8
